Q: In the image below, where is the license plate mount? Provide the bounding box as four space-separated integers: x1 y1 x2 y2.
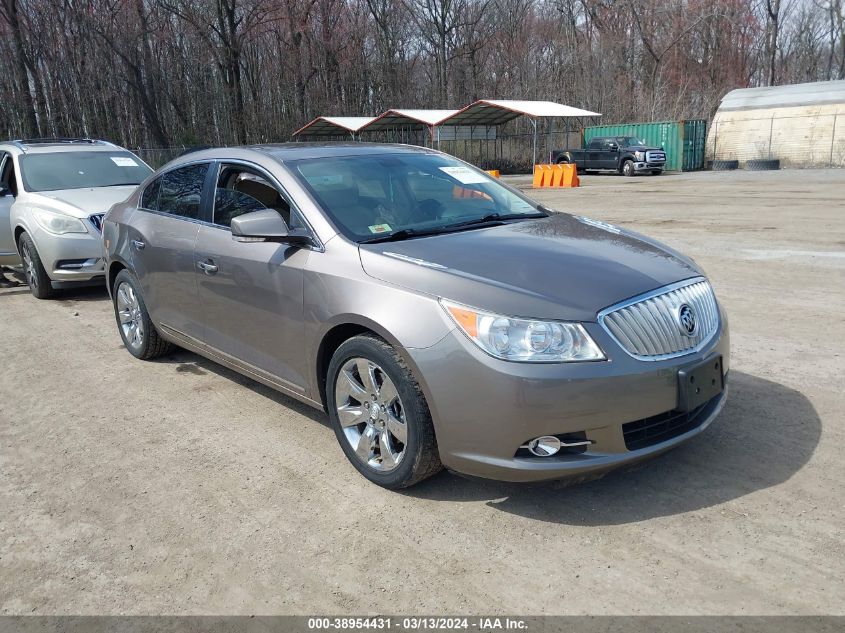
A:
677 355 724 412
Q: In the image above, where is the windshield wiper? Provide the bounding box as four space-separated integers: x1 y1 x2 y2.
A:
360 211 550 244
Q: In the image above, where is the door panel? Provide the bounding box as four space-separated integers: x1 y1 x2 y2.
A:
195 225 310 391
0 154 19 264
129 210 203 340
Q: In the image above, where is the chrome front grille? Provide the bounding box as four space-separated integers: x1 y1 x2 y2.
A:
598 278 719 360
89 213 105 232
646 150 666 163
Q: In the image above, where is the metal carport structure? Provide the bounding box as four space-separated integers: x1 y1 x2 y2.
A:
292 116 377 141
444 100 601 165
359 109 459 144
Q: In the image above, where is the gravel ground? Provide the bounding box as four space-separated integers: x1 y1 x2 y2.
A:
0 169 843 615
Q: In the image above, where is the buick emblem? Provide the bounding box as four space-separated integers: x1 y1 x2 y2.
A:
677 304 697 336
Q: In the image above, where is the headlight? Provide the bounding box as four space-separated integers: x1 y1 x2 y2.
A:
634 151 645 161
32 208 88 234
441 300 605 362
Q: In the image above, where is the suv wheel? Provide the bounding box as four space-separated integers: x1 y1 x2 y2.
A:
112 269 173 360
327 334 442 488
622 160 635 177
19 233 56 299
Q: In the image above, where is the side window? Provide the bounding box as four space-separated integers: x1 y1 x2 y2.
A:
602 139 616 150
588 139 602 150
0 153 18 196
158 163 208 220
213 165 292 229
140 178 161 210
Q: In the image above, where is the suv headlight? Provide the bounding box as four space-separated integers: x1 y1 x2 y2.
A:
32 208 88 234
441 300 605 362
634 151 645 161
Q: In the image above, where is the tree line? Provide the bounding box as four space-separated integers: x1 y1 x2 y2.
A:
0 0 842 150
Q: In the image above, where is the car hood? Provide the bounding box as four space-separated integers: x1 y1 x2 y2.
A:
359 213 701 322
626 146 663 152
29 186 137 219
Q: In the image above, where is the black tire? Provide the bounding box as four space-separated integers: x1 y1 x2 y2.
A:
112 269 173 360
18 232 56 299
326 334 441 489
621 160 635 177
745 158 780 171
709 159 739 171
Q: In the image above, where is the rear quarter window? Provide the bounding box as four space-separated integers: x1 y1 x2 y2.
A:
155 163 208 220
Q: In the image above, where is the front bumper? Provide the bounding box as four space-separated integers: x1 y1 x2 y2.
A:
408 311 729 482
634 162 665 173
25 223 105 286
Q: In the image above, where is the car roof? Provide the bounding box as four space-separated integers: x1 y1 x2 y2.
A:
0 138 123 154
164 142 437 170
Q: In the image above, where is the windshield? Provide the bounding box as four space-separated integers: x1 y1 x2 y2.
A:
617 137 647 147
288 153 543 242
19 151 152 192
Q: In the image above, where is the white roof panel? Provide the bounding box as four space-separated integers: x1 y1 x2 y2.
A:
446 100 601 126
718 80 845 112
361 109 460 131
292 116 377 136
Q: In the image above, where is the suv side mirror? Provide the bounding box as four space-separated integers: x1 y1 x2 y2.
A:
230 209 313 246
607 143 618 152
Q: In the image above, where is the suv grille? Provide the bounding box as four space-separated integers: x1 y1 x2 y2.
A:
599 278 719 360
646 150 666 163
89 213 105 232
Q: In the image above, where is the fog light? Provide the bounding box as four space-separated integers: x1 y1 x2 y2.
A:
527 436 561 457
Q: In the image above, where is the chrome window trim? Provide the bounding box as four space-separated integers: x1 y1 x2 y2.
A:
597 276 720 362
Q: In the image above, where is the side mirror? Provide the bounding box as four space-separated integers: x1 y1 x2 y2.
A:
608 144 618 152
230 209 313 246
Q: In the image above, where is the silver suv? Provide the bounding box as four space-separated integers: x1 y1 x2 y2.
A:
0 138 152 298
104 144 729 489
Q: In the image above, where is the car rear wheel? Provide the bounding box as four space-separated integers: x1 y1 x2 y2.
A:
112 269 173 360
19 233 56 299
622 160 635 177
327 334 441 489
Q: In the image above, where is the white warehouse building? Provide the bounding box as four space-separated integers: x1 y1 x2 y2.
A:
707 79 845 168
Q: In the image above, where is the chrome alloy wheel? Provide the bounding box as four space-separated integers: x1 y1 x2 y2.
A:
21 242 37 290
116 281 144 350
335 357 408 472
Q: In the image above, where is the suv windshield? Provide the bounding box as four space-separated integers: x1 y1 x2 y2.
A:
288 153 543 242
19 151 152 192
617 137 647 147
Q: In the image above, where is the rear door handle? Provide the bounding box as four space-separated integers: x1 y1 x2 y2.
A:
198 260 218 275
132 240 145 250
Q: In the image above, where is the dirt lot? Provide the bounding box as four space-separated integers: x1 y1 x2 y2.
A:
1 169 843 615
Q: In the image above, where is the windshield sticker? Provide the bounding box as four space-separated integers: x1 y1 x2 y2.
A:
368 223 392 234
111 157 139 167
439 166 488 185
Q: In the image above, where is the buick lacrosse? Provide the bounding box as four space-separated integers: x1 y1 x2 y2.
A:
103 144 728 488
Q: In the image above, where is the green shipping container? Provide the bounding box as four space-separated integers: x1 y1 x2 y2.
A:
582 120 707 171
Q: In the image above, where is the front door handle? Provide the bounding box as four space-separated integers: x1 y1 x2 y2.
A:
198 260 218 275
132 240 145 250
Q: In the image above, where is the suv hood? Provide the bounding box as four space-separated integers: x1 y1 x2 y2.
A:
359 213 700 322
29 186 137 219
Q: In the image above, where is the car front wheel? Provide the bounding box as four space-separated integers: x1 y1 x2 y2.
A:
19 233 56 299
327 334 442 489
112 269 173 360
